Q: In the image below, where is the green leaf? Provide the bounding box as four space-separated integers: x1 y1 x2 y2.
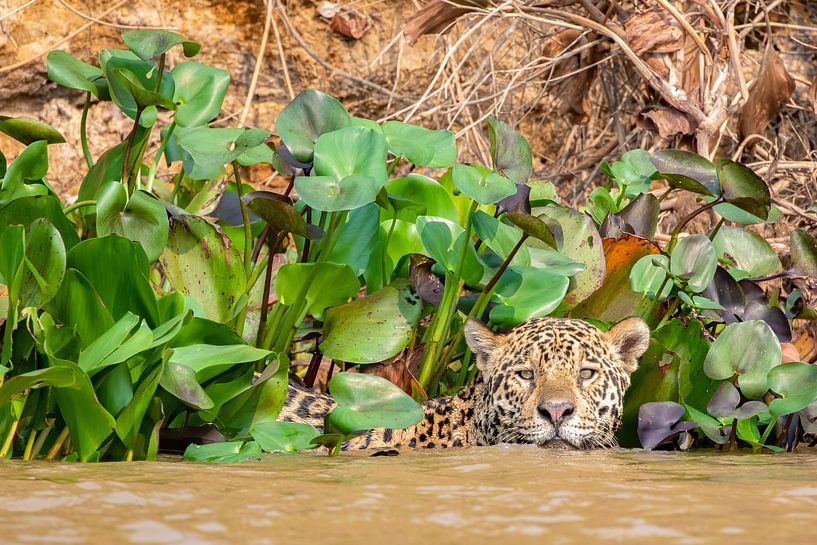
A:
504 213 557 250
382 121 456 168
110 69 176 111
767 362 817 417
251 421 320 453
0 195 79 250
703 320 781 400
0 366 78 411
791 229 817 278
183 440 262 463
715 158 771 220
384 174 458 223
170 344 271 382
489 268 569 325
47 269 115 347
171 61 230 127
96 183 169 263
606 150 657 196
324 373 423 435
295 126 388 212
650 149 719 196
242 191 311 238
100 49 175 120
677 292 725 311
670 235 717 293
160 214 246 323
714 203 781 225
712 226 782 277
415 216 483 286
1 140 49 206
487 116 532 184
275 262 360 320
115 363 161 449
630 255 671 299
78 312 152 375
177 127 270 180
19 218 66 309
160 358 214 410
0 116 65 145
321 280 422 364
451 163 516 205
212 358 287 439
47 51 104 97
122 29 200 60
275 89 352 163
327 203 381 276
472 210 530 268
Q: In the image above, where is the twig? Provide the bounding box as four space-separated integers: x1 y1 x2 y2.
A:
240 0 274 126
271 2 294 101
56 0 178 30
656 0 712 66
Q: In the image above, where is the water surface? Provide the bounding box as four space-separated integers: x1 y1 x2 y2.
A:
2 446 816 544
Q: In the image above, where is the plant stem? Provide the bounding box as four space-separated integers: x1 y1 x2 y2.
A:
122 107 144 193
0 419 18 458
381 212 399 288
668 198 722 252
614 184 628 208
80 92 93 168
642 275 672 322
63 200 96 215
232 161 254 280
255 233 279 348
22 429 36 460
708 217 725 241
45 427 69 460
759 416 778 446
655 297 680 330
29 422 52 460
387 157 401 176
146 121 175 193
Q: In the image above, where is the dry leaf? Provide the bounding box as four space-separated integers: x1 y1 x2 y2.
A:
738 46 795 139
403 0 487 45
809 77 817 116
642 107 696 137
543 29 598 122
625 9 684 56
361 348 424 395
330 9 371 40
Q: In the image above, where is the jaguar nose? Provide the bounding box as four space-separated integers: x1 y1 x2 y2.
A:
537 401 575 425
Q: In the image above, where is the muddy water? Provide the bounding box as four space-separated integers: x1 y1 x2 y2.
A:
2 446 816 545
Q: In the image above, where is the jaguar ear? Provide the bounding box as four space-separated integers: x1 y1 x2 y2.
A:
464 319 502 373
605 317 651 374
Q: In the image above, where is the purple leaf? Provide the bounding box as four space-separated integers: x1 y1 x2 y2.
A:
707 382 768 419
637 401 698 450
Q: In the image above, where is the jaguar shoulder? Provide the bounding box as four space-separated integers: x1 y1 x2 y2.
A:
279 316 650 450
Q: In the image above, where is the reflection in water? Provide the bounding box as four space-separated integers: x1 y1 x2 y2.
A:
2 445 816 544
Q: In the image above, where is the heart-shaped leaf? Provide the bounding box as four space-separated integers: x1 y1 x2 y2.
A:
384 174 458 222
242 191 313 238
703 320 781 399
504 213 557 249
96 183 169 263
712 226 782 277
177 127 270 180
123 29 200 60
450 163 516 205
715 158 771 220
251 421 320 453
47 51 104 97
275 90 352 163
650 149 719 195
489 268 569 325
486 116 532 184
415 216 483 286
604 150 657 196
0 116 65 145
670 235 717 293
617 193 659 239
275 262 360 320
637 401 697 450
767 362 817 417
382 121 456 168
706 382 768 419
324 372 423 435
100 49 176 120
630 254 672 299
321 280 422 363
171 61 230 127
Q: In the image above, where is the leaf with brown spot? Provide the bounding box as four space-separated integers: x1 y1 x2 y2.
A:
738 46 795 140
570 234 663 321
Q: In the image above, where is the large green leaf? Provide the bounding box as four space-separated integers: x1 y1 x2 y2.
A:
275 90 352 163
183 440 262 463
47 269 115 347
99 49 175 121
160 358 214 410
96 183 169 263
122 29 200 60
78 312 152 375
171 61 230 127
715 158 771 220
451 163 515 205
320 280 422 363
703 320 781 400
16 219 65 310
324 373 423 435
177 127 270 180
712 226 782 277
487 116 532 184
489 268 569 325
67 236 160 327
629 254 672 299
295 126 388 212
382 121 456 168
650 149 719 196
251 421 320 453
670 235 717 293
384 174 458 223
275 262 360 320
327 203 381 276
767 362 817 417
160 214 246 323
0 116 65 145
115 362 161 449
170 344 271 382
0 195 80 250
47 51 104 97
415 216 483 286
1 140 49 206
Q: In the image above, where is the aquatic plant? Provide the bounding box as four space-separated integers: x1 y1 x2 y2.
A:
0 30 815 461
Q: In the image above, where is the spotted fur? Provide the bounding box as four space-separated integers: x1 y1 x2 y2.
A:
279 317 650 450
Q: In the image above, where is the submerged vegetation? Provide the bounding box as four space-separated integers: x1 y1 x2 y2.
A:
0 30 816 462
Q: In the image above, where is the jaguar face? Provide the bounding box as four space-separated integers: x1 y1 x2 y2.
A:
464 317 650 449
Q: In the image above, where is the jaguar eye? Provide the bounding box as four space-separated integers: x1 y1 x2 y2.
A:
579 368 597 381
517 369 534 380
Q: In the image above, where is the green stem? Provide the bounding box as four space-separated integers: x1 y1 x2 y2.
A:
387 157 401 176
759 416 778 446
63 200 96 215
122 107 144 194
0 419 18 458
232 161 253 279
668 198 722 252
146 121 175 193
642 275 672 322
615 184 628 208
80 92 93 169
656 297 680 330
381 212 398 287
709 217 726 241
22 429 36 461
